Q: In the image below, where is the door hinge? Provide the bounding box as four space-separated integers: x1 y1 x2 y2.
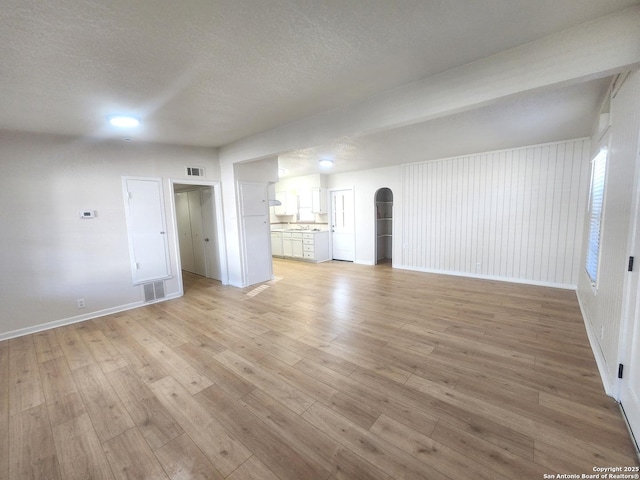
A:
618 363 624 379
629 256 634 272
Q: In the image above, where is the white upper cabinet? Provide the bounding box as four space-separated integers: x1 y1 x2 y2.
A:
312 187 328 214
274 191 297 215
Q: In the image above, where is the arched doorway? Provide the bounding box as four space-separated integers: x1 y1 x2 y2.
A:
375 188 393 264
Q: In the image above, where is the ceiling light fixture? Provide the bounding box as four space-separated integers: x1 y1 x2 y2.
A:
108 115 140 128
319 158 334 168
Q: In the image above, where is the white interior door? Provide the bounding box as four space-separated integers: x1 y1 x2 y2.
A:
187 190 206 276
175 192 195 273
123 178 171 284
619 170 640 449
331 189 355 261
620 280 640 449
201 187 221 281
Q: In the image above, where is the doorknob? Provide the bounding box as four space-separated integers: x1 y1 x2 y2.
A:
204 238 210 242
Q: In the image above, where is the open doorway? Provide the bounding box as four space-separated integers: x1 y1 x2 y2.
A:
169 180 228 295
375 187 393 264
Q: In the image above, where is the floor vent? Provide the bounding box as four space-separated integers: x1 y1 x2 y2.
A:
143 281 166 302
185 166 205 177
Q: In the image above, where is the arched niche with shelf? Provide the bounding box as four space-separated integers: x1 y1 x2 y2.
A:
375 187 393 264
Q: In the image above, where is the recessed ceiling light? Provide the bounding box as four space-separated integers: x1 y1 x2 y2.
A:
319 158 334 168
108 115 140 128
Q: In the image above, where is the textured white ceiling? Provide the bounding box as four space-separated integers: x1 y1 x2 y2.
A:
1 0 637 168
278 77 612 177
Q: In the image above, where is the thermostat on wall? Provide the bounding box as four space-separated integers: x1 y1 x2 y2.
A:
79 210 96 219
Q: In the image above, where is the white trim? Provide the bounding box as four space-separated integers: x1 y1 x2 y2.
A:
0 293 181 342
355 260 375 266
328 186 356 262
401 137 591 169
396 264 577 290
168 179 229 286
577 293 617 398
122 176 172 285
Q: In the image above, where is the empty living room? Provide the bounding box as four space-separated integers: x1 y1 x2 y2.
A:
2 1 640 479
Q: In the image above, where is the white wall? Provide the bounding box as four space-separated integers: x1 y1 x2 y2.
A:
0 131 219 339
328 166 402 265
577 71 640 394
398 139 591 287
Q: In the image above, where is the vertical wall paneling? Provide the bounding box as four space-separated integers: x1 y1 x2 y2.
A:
399 138 590 287
577 72 640 392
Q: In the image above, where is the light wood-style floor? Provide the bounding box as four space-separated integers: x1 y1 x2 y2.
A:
1 259 638 479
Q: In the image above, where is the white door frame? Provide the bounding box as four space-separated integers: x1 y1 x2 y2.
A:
617 129 640 451
168 179 229 290
122 176 172 284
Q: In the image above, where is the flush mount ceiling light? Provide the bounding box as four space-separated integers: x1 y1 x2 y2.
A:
318 158 334 168
108 114 140 128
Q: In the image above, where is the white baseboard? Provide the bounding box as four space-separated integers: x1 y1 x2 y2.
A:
0 292 182 342
355 260 375 266
395 264 577 290
576 293 617 398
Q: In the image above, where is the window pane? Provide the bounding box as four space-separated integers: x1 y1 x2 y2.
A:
586 147 607 284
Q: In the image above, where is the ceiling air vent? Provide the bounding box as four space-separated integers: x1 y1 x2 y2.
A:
185 166 205 177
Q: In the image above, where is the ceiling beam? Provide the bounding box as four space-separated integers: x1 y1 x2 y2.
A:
219 5 640 165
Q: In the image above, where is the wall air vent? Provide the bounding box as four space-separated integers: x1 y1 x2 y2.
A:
143 281 166 302
185 166 205 177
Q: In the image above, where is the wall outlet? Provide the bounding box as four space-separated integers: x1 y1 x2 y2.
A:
76 298 85 309
476 262 481 271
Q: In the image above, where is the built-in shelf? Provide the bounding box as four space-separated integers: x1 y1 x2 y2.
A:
375 189 393 263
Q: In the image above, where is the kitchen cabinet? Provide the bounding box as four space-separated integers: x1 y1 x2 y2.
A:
271 231 283 256
291 233 304 258
274 230 330 262
312 187 328 214
282 232 303 258
274 191 297 216
302 231 330 262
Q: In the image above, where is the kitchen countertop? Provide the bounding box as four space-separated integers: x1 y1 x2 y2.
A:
271 227 328 233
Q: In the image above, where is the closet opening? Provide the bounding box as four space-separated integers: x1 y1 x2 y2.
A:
170 180 228 294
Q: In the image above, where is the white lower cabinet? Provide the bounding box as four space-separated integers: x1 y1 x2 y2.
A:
291 233 304 258
272 230 330 262
281 232 302 257
271 232 283 256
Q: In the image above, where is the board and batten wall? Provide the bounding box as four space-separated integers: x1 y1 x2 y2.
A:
577 71 640 395
399 138 591 288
